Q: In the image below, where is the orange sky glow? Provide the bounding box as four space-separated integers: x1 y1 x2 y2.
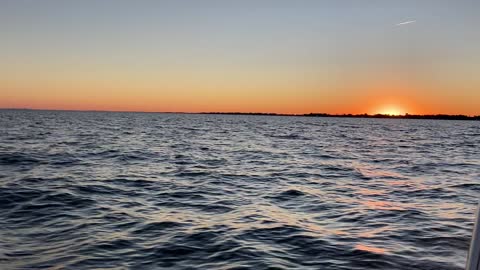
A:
1 1 479 115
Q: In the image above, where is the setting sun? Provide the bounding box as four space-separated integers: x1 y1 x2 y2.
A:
375 105 405 116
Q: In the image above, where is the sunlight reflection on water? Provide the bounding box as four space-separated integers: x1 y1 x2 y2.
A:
355 244 387 254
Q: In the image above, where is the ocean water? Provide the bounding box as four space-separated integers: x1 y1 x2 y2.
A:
1 110 479 270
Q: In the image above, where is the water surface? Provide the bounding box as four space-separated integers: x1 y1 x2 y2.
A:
1 110 479 269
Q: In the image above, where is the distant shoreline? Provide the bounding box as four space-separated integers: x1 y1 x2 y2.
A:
201 112 480 121
1 108 479 121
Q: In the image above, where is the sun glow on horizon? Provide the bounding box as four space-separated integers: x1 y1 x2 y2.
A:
374 105 406 116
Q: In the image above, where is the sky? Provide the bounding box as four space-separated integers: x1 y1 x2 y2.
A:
1 0 479 115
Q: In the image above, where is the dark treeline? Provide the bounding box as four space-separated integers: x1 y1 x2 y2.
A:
202 112 480 120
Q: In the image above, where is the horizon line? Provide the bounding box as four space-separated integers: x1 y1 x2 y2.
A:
1 108 479 119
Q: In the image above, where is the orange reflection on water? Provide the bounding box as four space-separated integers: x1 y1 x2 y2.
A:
389 180 408 186
362 200 405 211
356 188 386 196
354 163 406 179
249 203 349 237
388 179 427 190
355 244 386 254
358 225 392 238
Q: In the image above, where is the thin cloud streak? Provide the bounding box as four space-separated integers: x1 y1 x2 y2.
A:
396 20 416 26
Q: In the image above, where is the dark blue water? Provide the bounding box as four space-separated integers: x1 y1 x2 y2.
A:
1 110 479 269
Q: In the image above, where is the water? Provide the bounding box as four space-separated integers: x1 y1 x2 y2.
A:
1 110 479 270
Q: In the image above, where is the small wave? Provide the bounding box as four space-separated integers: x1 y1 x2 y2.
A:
450 183 480 191
74 184 134 197
269 189 308 202
266 134 311 140
131 221 186 236
0 153 42 166
0 187 45 209
174 171 212 177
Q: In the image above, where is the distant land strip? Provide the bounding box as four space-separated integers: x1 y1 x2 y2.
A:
201 112 480 120
1 109 479 120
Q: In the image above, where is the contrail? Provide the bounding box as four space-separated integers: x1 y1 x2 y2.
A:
396 20 416 26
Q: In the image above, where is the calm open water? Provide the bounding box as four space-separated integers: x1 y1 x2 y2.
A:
1 110 479 270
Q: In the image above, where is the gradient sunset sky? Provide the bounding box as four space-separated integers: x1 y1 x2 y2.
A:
1 0 479 115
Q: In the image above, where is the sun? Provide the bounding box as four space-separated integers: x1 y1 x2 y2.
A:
376 105 405 116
